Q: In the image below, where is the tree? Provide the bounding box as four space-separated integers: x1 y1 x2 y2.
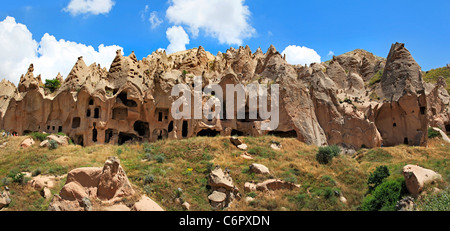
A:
367 165 390 193
45 78 61 93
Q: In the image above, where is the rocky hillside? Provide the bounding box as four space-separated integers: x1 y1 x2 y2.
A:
0 43 449 151
0 135 448 211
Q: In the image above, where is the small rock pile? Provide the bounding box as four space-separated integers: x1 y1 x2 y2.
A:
207 166 241 209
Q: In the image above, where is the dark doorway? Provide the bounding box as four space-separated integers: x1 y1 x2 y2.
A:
72 117 81 128
75 135 84 146
94 108 100 119
86 109 91 117
105 129 115 143
231 129 244 136
268 130 298 138
168 121 174 133
404 137 409 145
118 132 138 145
58 126 62 133
182 121 188 138
117 92 137 107
197 129 220 137
134 121 149 137
158 112 163 122
89 99 94 105
446 124 450 133
92 128 98 142
420 107 426 115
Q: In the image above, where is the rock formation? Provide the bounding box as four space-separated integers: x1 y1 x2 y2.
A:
207 166 240 209
0 43 447 149
402 165 442 197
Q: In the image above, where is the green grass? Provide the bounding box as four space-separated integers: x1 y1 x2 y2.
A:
423 66 450 94
368 69 384 86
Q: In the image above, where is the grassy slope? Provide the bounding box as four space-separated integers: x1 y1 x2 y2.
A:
0 135 448 211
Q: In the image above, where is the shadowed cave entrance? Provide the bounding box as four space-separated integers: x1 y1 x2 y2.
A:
117 92 137 107
268 130 298 138
197 129 220 137
118 132 139 145
134 121 149 138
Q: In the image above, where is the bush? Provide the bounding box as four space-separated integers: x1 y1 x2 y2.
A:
361 178 407 211
48 140 58 150
31 169 42 177
316 145 341 164
367 165 390 193
143 174 155 185
44 78 61 93
369 69 383 86
154 154 166 163
29 132 49 142
428 127 441 139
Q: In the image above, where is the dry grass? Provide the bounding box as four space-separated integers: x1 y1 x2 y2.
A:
0 135 448 211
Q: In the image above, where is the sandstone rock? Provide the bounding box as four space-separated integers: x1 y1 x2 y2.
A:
244 182 257 192
131 195 164 211
339 196 347 204
230 137 243 146
103 204 131 211
29 175 56 191
48 195 83 211
431 127 450 143
245 196 255 203
182 201 190 211
237 144 248 151
208 167 235 190
39 140 49 148
402 165 442 197
240 152 254 160
207 167 240 209
97 157 135 201
41 187 52 199
47 135 70 146
59 182 88 201
249 163 270 175
66 167 102 188
208 191 227 204
0 190 11 209
20 137 35 148
270 141 282 150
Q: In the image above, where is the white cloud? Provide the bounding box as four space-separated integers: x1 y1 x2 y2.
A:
149 11 163 29
166 0 255 45
63 0 115 16
328 51 335 57
0 16 122 85
166 26 190 54
282 45 321 66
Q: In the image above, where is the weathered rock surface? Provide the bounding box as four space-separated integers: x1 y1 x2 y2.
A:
245 179 300 192
402 165 442 197
0 187 11 209
396 197 415 211
48 157 162 211
20 137 35 148
0 43 445 149
207 167 240 209
249 163 270 175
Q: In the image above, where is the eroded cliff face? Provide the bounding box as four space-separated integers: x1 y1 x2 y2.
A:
0 43 446 149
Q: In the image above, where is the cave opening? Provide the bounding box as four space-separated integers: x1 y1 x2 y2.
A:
268 130 298 138
446 124 450 133
117 92 137 107
231 129 244 136
75 135 84 146
86 109 91 117
94 108 100 119
105 129 114 143
404 137 409 145
168 121 174 133
420 107 426 115
58 126 62 133
182 121 188 138
118 132 138 145
134 121 149 137
197 129 220 137
92 128 98 142
72 117 81 128
89 99 94 105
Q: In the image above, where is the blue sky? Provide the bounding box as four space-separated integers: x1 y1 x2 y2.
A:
0 0 449 84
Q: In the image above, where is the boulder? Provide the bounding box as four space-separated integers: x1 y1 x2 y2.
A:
249 163 270 175
208 167 234 190
0 189 11 209
207 167 241 209
244 182 257 192
20 137 35 148
131 196 164 211
230 137 243 146
48 195 83 211
182 201 190 211
240 152 254 160
97 157 135 201
402 165 442 197
237 144 248 151
255 179 300 192
39 140 49 148
59 182 88 201
431 127 450 143
41 187 52 199
66 167 102 188
47 135 70 146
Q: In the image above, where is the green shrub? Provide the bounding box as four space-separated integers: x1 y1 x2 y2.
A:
428 127 441 139
29 132 49 142
367 165 390 193
12 172 25 184
316 145 341 164
143 174 155 185
48 140 58 150
247 192 257 198
31 169 41 177
361 178 406 211
369 69 383 86
44 78 61 93
154 154 166 163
